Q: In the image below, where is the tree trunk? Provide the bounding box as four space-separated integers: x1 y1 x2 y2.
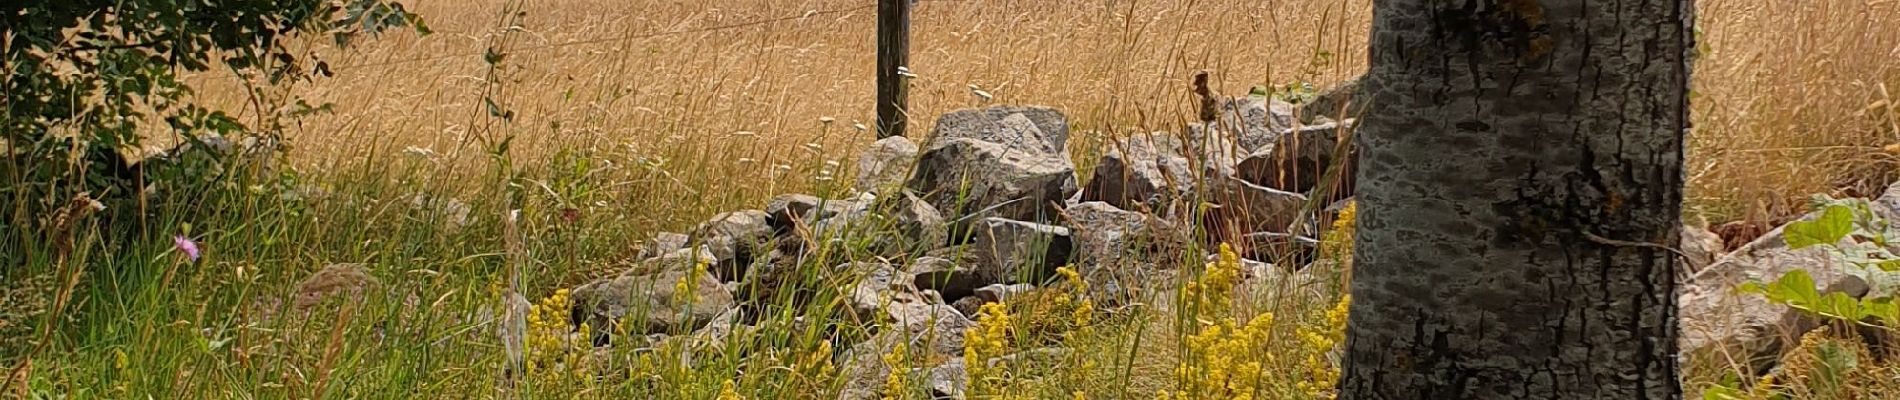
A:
1340 0 1693 398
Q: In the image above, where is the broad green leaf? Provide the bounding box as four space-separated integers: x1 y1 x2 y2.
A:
1786 205 1855 249
1815 292 1864 320
1778 270 1821 307
1865 297 1900 327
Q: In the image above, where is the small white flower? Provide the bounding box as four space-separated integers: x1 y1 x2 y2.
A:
819 117 836 124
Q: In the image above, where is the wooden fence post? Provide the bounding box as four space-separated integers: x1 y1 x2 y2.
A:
875 0 912 138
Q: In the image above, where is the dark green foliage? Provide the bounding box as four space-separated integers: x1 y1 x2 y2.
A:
1 0 425 263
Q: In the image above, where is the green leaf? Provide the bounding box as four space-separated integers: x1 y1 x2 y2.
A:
1787 205 1855 249
1864 297 1900 326
1787 272 1823 308
1815 292 1864 320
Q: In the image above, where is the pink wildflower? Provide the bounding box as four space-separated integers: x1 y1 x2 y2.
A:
174 235 201 261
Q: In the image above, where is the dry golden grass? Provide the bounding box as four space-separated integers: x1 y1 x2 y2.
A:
183 0 1897 227
1690 0 1900 222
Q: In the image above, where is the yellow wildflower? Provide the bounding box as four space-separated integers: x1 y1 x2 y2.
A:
882 342 910 400
718 379 743 400
965 302 1014 395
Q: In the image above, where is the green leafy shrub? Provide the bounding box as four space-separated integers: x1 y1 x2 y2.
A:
1741 197 1900 326
1 0 428 263
1714 196 1900 399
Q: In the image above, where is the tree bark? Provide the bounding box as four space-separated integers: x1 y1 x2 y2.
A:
1340 0 1693 399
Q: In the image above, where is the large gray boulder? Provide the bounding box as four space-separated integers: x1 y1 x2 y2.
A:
1201 177 1312 239
689 210 775 281
1065 201 1182 267
837 313 971 400
864 191 948 254
925 106 1069 157
909 107 1078 226
969 218 1074 285
766 194 862 230
1679 218 1870 371
910 256 983 302
1206 96 1298 153
1298 78 1365 124
851 261 938 324
1235 120 1355 199
1080 133 1197 212
1182 123 1250 179
909 138 1077 227
636 232 691 260
857 136 920 193
1064 201 1187 302
569 264 736 341
926 359 970 400
1681 224 1725 273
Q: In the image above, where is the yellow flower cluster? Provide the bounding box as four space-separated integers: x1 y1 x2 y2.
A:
882 341 910 400
1320 201 1357 264
1295 295 1350 398
796 339 836 383
674 260 711 305
1164 312 1277 400
524 289 591 380
1055 266 1094 335
717 379 744 400
1182 244 1245 321
964 302 1014 395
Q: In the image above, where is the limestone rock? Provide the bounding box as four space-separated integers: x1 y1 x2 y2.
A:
637 232 691 260
1201 177 1313 239
926 106 1070 157
569 265 736 341
909 138 1077 227
910 256 983 302
910 107 1078 226
689 210 775 281
1298 78 1365 123
1080 133 1197 211
969 218 1074 285
858 136 920 193
1235 120 1356 199
1207 96 1298 153
1679 219 1870 371
1681 224 1726 273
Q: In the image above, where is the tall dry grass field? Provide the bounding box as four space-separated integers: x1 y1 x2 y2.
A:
181 0 1900 228
184 0 1373 232
13 1 1900 398
1688 0 1900 221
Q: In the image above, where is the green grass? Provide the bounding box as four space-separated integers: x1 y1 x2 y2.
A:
0 141 1359 399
